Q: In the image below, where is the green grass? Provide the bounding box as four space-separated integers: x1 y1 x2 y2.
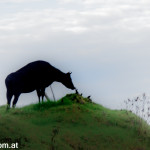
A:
0 93 150 150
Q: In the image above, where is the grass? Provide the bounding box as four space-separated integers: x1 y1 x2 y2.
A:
0 93 150 150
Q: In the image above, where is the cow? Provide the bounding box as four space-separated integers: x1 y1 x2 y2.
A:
5 60 76 109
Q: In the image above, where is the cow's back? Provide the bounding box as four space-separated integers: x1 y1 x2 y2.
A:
5 60 54 93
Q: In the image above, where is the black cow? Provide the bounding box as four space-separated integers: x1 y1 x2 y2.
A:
5 60 76 109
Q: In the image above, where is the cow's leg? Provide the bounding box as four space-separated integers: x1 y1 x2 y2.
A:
12 94 20 108
36 89 41 103
6 90 13 110
41 88 45 102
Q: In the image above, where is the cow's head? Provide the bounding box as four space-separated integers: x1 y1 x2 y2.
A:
62 72 76 90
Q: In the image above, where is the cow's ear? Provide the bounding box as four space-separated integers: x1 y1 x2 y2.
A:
66 72 72 76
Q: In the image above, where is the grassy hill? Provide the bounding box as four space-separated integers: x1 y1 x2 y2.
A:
0 93 150 150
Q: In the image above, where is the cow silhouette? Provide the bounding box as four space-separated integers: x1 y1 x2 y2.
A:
5 60 76 109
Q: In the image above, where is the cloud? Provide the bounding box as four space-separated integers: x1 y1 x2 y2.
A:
0 1 150 41
0 0 43 3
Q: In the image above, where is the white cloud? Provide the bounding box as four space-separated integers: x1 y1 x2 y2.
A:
0 0 43 3
0 1 150 39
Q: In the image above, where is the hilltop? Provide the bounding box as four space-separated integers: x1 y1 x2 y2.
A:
0 93 150 150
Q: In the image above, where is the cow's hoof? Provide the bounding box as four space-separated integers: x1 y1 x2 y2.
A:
12 104 16 108
6 104 10 110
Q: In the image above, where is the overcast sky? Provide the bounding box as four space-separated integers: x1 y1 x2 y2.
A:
0 0 150 109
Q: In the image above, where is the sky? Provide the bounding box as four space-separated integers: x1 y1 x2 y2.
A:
0 0 150 109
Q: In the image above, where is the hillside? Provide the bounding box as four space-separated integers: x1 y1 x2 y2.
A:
0 93 150 150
